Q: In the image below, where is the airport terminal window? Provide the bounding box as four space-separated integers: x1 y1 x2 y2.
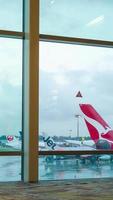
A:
39 0 113 182
1 0 113 182
0 0 22 182
0 38 22 152
0 0 22 31
40 0 113 41
39 41 113 152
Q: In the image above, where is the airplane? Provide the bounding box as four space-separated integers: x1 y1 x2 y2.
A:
40 99 113 163
6 136 21 150
40 134 95 162
79 103 113 150
6 135 21 150
40 133 95 151
0 135 22 150
64 139 95 147
40 100 113 152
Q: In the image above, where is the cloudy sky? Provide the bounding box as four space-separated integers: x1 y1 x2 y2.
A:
0 0 22 31
40 0 113 41
0 0 22 136
1 0 113 138
39 42 113 137
39 0 113 137
0 38 22 136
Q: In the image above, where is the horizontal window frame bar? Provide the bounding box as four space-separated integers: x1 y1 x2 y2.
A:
1 31 113 48
0 30 24 39
40 34 113 48
0 151 22 156
39 150 113 155
1 150 113 156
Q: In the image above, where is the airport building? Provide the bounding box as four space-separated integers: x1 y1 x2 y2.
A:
0 0 113 199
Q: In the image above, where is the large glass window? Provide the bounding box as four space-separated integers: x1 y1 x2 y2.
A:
0 0 22 31
39 41 113 151
40 0 113 41
0 38 22 151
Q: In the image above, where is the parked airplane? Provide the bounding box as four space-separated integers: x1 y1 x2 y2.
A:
64 139 95 147
41 133 95 151
79 103 113 150
6 135 21 150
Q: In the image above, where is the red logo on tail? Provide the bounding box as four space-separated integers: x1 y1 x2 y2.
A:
80 104 113 149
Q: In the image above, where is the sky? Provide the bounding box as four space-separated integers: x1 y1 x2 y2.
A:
39 42 113 137
40 0 113 41
0 0 22 31
0 38 22 136
0 0 22 136
39 0 113 137
0 0 113 138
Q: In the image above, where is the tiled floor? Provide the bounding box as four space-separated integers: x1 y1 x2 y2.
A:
0 179 113 200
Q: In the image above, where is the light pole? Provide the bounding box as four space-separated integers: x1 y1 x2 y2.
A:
69 129 72 139
75 114 80 139
75 91 82 139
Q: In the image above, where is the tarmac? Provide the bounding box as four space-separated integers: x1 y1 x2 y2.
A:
0 179 113 200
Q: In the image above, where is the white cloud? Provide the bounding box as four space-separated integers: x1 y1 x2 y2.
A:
50 0 55 5
0 38 22 86
86 15 104 27
51 89 58 95
40 42 113 74
53 75 69 86
52 95 58 101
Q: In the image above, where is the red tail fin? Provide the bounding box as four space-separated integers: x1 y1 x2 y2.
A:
80 104 110 129
84 119 99 143
79 104 113 147
101 131 113 142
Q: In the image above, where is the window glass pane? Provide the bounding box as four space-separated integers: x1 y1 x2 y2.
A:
0 156 21 181
0 38 22 151
39 155 113 180
40 0 113 41
0 0 22 31
39 41 113 151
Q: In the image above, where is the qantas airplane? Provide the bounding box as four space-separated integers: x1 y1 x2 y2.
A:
41 101 113 151
79 103 113 150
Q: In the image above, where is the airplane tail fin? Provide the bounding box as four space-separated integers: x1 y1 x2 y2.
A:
80 104 110 130
84 119 99 143
42 132 56 150
79 104 110 143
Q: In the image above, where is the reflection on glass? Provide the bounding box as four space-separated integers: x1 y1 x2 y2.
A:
0 156 21 181
39 155 113 180
0 38 22 151
39 42 113 151
40 0 113 41
0 0 22 31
